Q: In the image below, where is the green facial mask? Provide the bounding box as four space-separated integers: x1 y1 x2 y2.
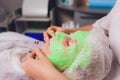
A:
47 30 89 71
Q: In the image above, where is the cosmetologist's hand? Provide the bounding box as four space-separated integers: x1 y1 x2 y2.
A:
43 26 69 42
22 48 68 80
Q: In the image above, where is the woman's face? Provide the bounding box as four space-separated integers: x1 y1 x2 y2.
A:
41 31 89 71
41 36 76 56
41 31 79 71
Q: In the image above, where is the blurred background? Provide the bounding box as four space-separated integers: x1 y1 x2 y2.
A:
0 0 116 40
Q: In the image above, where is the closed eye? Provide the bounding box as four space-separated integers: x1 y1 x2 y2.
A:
62 37 76 47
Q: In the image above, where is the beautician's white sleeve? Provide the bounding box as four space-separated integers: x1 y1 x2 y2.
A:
93 0 119 35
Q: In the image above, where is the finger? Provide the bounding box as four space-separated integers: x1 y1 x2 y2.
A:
21 52 35 62
34 48 46 60
48 26 66 34
43 26 58 41
47 26 58 37
48 30 55 37
44 26 62 41
43 31 50 42
27 52 36 59
47 29 55 38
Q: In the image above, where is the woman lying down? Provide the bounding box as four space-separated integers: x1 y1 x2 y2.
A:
0 27 112 80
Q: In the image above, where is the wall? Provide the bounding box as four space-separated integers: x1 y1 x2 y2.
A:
0 0 23 12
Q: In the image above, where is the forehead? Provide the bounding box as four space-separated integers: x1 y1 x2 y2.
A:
54 31 89 41
54 31 69 41
52 31 89 48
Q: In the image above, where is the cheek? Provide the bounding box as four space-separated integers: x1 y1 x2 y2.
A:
41 42 51 56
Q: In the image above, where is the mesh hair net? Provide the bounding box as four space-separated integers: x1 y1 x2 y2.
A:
64 28 113 80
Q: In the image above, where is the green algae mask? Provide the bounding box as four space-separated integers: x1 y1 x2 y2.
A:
47 30 89 71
